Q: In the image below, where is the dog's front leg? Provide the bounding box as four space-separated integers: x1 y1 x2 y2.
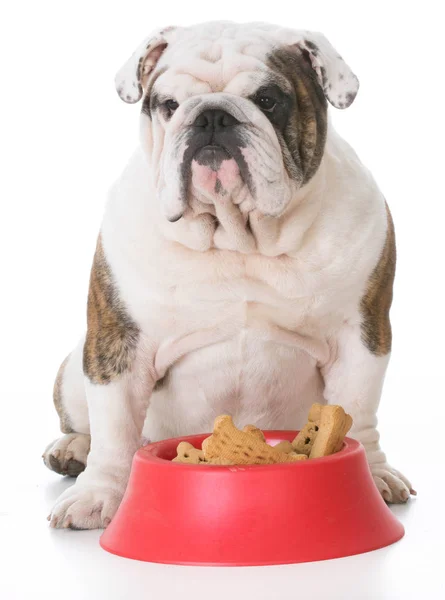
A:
49 370 152 529
49 236 155 529
321 323 414 503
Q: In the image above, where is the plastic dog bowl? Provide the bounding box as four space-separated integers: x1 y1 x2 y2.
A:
100 431 404 566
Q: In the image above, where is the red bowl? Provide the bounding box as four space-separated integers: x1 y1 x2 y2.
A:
100 431 404 566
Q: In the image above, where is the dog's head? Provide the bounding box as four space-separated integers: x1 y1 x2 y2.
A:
116 22 359 222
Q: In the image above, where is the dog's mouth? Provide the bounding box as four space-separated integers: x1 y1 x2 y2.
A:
190 144 243 200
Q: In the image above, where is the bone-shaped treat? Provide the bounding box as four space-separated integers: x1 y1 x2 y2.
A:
292 404 352 458
172 441 206 464
202 415 307 465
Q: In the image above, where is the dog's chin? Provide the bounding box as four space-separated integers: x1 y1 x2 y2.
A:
190 145 243 203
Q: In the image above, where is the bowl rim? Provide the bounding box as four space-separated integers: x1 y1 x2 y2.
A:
137 430 362 472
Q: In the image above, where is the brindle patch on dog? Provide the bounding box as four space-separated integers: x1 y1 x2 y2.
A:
265 45 328 184
53 354 73 433
360 204 396 356
83 236 140 384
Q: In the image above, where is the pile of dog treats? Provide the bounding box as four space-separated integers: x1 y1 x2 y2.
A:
172 403 353 465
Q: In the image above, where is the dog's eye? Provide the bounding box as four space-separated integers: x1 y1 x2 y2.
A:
164 99 179 113
257 96 276 111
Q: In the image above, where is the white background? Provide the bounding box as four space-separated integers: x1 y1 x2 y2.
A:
1 1 444 598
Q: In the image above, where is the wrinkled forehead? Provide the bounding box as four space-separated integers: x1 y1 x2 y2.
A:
152 28 290 98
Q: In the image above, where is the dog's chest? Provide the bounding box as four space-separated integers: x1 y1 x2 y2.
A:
144 251 330 439
136 248 340 384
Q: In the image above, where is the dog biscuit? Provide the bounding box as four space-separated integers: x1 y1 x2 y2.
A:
202 415 307 465
172 441 206 464
292 404 352 458
309 405 353 459
292 403 323 456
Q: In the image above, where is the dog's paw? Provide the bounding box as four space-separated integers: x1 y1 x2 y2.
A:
48 480 122 530
43 433 91 477
371 463 415 504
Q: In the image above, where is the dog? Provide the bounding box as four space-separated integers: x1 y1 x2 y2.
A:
44 21 413 530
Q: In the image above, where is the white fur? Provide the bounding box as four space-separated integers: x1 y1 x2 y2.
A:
49 22 411 529
60 337 89 433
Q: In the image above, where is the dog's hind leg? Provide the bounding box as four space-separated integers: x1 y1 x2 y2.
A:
43 336 91 477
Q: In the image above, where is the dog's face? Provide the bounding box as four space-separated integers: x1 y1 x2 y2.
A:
116 22 359 222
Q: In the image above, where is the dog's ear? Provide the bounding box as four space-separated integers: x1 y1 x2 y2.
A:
294 32 359 109
115 26 178 104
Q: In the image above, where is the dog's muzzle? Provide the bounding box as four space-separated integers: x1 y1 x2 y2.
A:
179 107 252 208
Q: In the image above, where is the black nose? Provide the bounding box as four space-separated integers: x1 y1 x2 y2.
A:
193 109 239 131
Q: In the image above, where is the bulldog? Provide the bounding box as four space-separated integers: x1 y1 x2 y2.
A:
44 21 414 530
